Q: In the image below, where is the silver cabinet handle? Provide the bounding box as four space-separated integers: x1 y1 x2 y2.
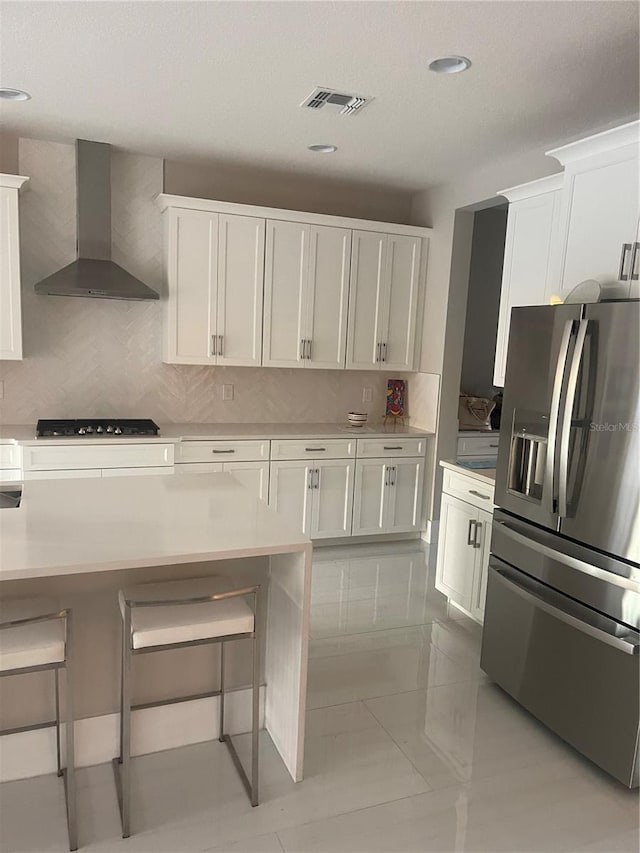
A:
383 446 402 451
467 519 477 546
305 447 326 452
314 468 320 489
212 449 235 454
218 334 224 357
489 443 499 448
631 242 640 281
545 319 574 515
390 465 396 486
376 342 381 363
618 243 632 281
469 489 490 500
307 468 314 489
558 318 588 517
306 339 312 360
211 335 216 357
473 521 482 549
300 339 305 360
384 465 390 486
381 342 387 362
491 565 640 655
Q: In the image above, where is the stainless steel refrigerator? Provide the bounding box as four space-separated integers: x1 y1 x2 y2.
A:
481 300 640 787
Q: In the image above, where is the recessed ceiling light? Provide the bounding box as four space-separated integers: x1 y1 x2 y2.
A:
428 56 472 75
0 88 31 101
308 144 338 154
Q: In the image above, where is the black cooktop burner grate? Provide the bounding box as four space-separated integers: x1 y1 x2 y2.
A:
36 419 160 437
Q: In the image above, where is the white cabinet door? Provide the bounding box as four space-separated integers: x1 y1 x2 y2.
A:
164 208 218 363
224 460 270 503
0 184 24 360
310 459 354 539
269 460 313 536
306 225 351 369
381 235 421 371
558 146 639 299
435 493 478 613
470 508 492 623
346 231 386 369
216 214 265 367
352 459 388 535
494 186 561 387
385 457 424 533
263 220 309 367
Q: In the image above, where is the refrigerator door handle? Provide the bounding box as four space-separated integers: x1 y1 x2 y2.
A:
544 319 574 515
558 318 588 518
491 566 640 655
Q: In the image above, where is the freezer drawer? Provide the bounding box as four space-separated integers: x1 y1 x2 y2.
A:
481 559 640 787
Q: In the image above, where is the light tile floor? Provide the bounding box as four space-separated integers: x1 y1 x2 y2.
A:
1 542 638 852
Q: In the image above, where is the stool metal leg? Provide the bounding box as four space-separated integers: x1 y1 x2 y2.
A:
119 605 132 838
250 626 260 807
64 612 78 851
218 642 225 742
54 668 62 777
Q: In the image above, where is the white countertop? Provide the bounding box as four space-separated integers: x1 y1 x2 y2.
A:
440 459 497 486
0 422 433 446
0 472 310 581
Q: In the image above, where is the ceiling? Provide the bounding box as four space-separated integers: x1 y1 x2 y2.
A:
1 1 638 192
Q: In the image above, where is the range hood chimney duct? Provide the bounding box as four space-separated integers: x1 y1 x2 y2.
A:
34 140 159 301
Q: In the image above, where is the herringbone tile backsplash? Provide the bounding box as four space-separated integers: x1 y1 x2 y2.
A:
0 138 438 429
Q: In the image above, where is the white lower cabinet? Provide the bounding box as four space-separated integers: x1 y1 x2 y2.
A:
269 458 354 539
352 456 424 536
223 460 270 503
435 491 492 624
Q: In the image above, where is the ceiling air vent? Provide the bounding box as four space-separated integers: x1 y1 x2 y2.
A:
301 87 372 116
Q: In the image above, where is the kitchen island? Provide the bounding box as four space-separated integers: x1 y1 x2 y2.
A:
0 472 312 784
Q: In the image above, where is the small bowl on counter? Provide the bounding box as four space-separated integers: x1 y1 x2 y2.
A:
347 412 368 428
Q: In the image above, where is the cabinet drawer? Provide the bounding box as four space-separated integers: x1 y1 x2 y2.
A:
22 443 175 471
175 440 269 464
270 438 354 461
356 437 426 458
0 444 21 469
442 468 495 510
457 434 500 457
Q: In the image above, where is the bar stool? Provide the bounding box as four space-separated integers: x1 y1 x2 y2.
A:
0 598 77 851
113 577 261 838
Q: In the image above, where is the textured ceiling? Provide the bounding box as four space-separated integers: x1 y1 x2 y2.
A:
1 1 638 191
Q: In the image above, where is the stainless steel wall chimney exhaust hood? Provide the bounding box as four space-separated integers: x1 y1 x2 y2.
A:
34 140 159 301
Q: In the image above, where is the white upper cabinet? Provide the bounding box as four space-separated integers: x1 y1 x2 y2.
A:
263 220 308 367
493 174 563 387
0 175 29 361
306 225 351 369
347 231 385 369
158 194 431 373
217 214 265 366
263 220 350 369
163 207 264 366
346 231 421 371
547 121 640 300
382 235 421 371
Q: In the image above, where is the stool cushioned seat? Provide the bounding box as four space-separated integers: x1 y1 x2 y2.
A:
0 598 66 672
119 579 255 650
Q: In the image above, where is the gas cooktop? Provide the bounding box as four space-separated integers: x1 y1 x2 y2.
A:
36 419 160 437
